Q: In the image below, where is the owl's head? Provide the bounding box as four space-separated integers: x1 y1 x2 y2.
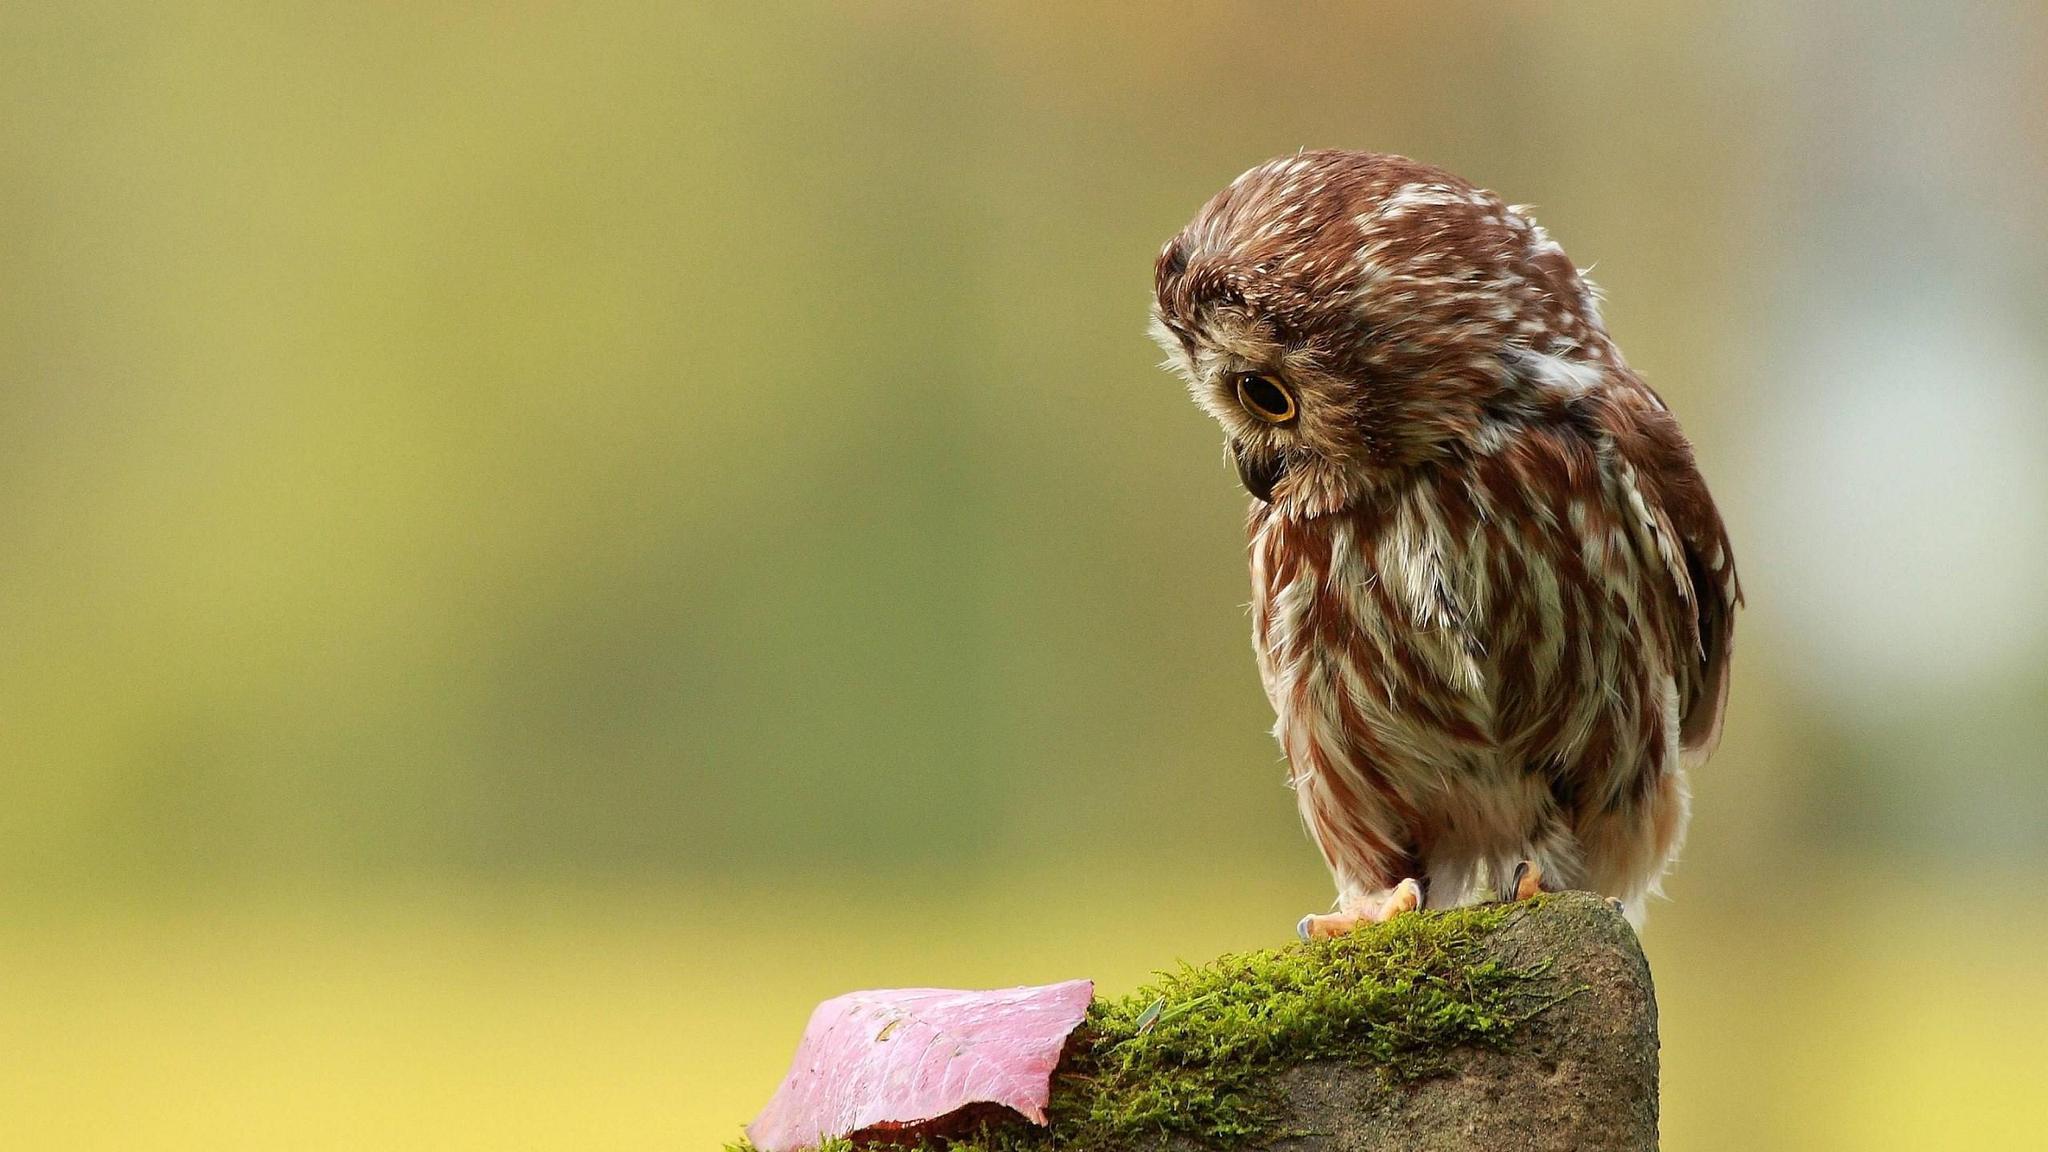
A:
1150 150 1614 517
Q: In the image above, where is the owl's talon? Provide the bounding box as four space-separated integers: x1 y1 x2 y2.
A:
1605 896 1626 913
1391 876 1424 914
1504 859 1544 902
1298 911 1355 940
1296 877 1423 940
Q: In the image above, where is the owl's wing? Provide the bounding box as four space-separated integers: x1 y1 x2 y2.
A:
1669 497 1739 765
1606 393 1743 767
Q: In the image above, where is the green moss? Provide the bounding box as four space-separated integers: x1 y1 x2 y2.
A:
732 900 1564 1152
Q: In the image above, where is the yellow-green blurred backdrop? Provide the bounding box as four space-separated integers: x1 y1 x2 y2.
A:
5 3 2046 1149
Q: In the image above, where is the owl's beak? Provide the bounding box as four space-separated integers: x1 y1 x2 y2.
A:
1231 439 1287 503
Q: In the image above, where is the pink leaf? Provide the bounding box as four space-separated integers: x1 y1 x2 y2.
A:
747 979 1094 1152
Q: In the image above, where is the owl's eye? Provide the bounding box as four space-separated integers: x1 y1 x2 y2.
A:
1234 373 1297 424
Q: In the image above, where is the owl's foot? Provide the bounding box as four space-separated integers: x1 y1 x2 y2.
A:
1296 877 1422 941
1501 859 1545 902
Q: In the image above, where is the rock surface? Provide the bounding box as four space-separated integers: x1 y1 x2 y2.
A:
1232 893 1659 1152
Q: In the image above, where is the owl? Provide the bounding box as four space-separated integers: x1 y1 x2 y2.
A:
1150 151 1740 935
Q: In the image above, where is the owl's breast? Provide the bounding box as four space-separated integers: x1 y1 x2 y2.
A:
1249 492 1494 803
1247 452 1686 826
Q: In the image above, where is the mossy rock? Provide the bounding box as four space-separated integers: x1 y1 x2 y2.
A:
740 892 1657 1152
1233 893 1658 1151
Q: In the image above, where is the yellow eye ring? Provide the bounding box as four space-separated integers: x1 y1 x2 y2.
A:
1234 373 1296 424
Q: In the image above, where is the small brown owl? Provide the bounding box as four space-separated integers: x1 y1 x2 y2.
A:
1151 151 1741 936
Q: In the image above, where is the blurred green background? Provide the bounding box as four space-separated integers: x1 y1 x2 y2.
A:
4 3 2047 1148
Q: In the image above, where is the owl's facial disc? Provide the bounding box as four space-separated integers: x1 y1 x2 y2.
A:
1231 439 1287 503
